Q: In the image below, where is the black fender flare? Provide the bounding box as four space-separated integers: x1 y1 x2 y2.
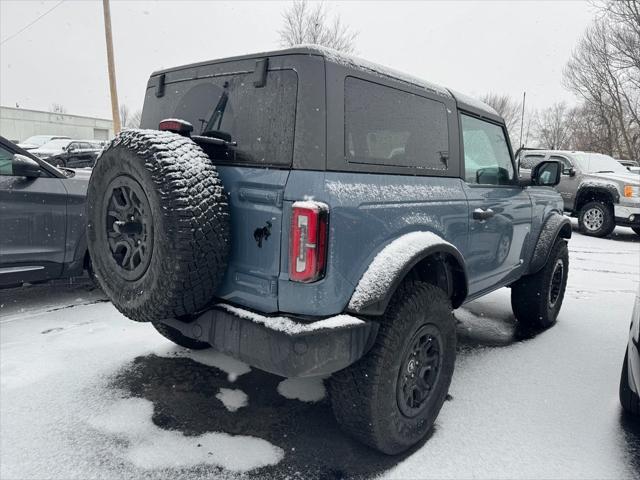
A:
528 213 572 274
575 183 619 209
346 231 468 316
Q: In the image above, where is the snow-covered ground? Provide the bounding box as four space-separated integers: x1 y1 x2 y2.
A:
1 224 639 479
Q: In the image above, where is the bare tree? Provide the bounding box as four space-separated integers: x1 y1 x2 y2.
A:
279 0 357 54
534 102 573 150
50 103 66 114
481 93 522 147
120 104 142 129
564 1 639 159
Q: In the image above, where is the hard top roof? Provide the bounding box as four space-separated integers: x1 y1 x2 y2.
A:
151 45 502 123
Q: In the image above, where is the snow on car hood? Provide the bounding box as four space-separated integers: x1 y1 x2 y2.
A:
30 147 62 157
583 172 640 186
16 143 38 150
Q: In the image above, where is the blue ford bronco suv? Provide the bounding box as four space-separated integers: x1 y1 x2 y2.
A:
87 46 571 454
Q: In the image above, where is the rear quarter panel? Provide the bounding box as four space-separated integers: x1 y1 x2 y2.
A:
278 170 469 316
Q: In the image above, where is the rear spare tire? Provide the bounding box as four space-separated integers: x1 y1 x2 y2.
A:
87 129 230 322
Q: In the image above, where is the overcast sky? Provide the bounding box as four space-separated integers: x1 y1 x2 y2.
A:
1 0 597 120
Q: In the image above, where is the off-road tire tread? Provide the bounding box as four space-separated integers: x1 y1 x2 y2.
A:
329 281 455 454
87 129 230 322
511 239 569 329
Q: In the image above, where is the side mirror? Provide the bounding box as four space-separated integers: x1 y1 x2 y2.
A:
532 160 561 187
562 167 576 177
13 154 41 178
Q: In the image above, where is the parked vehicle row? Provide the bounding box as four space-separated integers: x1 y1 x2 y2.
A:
518 149 640 237
30 138 104 168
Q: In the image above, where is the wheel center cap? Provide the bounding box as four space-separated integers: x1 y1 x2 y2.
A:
407 359 416 374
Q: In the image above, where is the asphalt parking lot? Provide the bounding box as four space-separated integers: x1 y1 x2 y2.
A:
1 224 639 480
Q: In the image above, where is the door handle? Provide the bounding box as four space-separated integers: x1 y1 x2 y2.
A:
473 208 495 221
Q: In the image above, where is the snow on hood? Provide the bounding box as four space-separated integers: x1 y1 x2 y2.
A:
584 172 640 186
31 147 62 157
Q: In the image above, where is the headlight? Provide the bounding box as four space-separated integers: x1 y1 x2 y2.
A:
623 185 640 197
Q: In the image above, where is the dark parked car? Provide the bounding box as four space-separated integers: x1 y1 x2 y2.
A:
86 46 570 454
620 294 640 416
46 140 103 168
0 136 93 287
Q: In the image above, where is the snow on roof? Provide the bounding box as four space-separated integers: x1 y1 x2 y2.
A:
449 89 500 117
293 44 452 98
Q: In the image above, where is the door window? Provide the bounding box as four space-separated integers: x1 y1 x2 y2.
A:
0 146 14 176
461 114 514 185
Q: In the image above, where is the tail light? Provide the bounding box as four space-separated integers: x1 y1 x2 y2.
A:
290 201 329 283
159 118 193 135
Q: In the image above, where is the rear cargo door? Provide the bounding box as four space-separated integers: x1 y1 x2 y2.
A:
140 58 301 313
214 166 289 312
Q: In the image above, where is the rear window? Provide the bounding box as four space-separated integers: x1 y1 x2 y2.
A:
344 77 449 170
144 69 298 166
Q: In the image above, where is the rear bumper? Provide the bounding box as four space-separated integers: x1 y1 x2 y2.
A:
615 204 640 227
161 305 378 378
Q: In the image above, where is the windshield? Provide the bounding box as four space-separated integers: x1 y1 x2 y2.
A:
38 139 72 150
572 152 629 174
22 135 55 147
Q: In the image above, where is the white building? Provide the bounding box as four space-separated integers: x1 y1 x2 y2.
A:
0 106 114 143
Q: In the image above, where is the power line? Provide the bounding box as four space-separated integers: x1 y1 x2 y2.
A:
1 1 66 46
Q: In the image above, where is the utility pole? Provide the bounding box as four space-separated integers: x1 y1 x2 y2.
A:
519 91 526 149
102 0 121 135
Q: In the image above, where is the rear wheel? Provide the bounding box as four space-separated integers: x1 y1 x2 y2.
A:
153 322 210 350
511 239 569 330
578 201 615 237
86 129 230 323
620 350 640 416
329 281 456 455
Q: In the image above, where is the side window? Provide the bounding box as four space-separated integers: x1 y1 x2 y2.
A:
344 77 449 170
461 114 514 185
520 154 545 170
0 146 14 176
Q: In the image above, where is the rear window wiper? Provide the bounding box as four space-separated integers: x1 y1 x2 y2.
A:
192 130 237 148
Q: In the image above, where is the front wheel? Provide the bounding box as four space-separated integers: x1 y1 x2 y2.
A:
329 281 456 455
578 201 615 237
511 239 569 330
